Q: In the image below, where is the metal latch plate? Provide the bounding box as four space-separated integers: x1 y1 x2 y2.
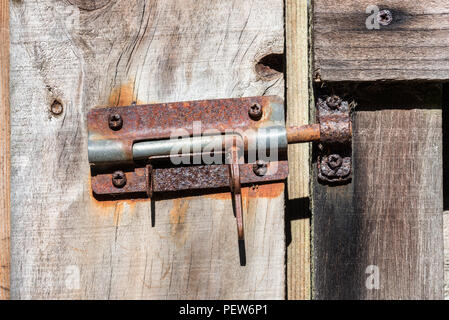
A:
88 96 288 197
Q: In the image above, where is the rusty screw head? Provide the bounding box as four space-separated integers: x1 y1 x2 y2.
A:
50 100 63 116
248 103 263 121
112 171 127 188
253 160 268 176
325 96 342 110
318 154 351 183
377 9 393 26
327 154 343 170
108 113 123 130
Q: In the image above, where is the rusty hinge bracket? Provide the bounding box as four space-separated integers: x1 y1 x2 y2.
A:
316 96 353 184
88 95 352 264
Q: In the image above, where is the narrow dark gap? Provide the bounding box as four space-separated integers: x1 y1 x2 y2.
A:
443 84 449 210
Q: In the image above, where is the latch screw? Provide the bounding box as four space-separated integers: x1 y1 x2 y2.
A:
248 103 263 120
327 154 342 170
111 171 127 188
253 160 268 176
324 96 342 110
108 113 123 131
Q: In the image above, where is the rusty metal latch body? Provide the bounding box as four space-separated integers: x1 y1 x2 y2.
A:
88 95 352 263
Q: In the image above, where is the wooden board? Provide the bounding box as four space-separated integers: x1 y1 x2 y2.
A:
0 0 10 300
9 0 285 299
313 0 449 81
313 83 444 299
444 85 449 300
285 0 311 300
444 211 449 299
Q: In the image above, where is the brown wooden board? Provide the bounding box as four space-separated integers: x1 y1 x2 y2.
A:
9 0 285 299
313 0 449 81
313 83 444 299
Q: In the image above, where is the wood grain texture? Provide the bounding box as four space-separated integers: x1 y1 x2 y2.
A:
313 0 449 81
285 0 310 300
0 0 10 300
444 211 449 299
313 83 444 299
10 0 285 299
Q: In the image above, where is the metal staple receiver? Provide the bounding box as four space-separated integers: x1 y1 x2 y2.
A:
316 96 352 183
87 95 352 263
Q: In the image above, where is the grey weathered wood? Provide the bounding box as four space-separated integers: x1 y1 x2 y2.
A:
10 0 285 299
313 0 449 81
444 211 449 299
313 83 444 299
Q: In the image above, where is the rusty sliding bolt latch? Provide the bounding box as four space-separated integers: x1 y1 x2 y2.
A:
87 95 352 263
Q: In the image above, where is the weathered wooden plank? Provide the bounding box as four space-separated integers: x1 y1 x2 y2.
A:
313 83 444 299
10 0 285 299
0 0 10 300
285 0 311 300
313 0 449 81
443 86 449 300
444 211 449 299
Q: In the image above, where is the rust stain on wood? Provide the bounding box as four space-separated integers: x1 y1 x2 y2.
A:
108 81 145 107
169 199 189 246
70 247 88 254
93 200 140 226
112 202 124 227
169 199 189 226
88 181 144 221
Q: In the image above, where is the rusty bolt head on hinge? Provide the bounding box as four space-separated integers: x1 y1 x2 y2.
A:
253 160 268 176
327 154 342 169
248 103 263 120
323 95 341 109
108 113 123 130
112 171 127 188
318 154 351 182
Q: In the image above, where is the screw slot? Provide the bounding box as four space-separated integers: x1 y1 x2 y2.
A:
112 171 127 188
248 103 263 121
109 113 123 130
